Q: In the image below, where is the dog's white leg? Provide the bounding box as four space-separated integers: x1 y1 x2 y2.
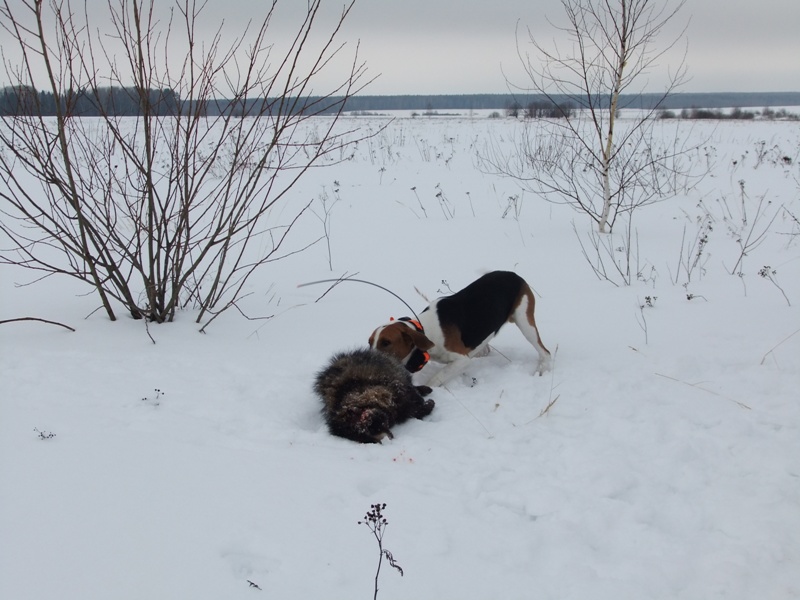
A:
424 357 472 387
512 292 552 375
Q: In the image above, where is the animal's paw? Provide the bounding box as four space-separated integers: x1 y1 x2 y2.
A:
417 398 435 418
415 385 433 397
535 358 553 376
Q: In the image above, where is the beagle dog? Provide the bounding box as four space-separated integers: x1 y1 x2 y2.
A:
369 271 551 387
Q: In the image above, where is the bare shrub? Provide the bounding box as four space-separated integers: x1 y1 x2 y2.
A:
0 0 373 325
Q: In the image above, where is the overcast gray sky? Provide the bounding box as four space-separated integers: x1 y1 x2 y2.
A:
5 0 799 95
243 0 800 95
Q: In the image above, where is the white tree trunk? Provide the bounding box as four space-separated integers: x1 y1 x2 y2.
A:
598 0 627 233
599 157 612 233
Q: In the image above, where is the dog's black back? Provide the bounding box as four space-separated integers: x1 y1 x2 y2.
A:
431 270 523 349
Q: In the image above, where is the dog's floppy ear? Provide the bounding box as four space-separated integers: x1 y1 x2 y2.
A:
402 327 434 351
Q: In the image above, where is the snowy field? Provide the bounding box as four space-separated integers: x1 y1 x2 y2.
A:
1 112 799 599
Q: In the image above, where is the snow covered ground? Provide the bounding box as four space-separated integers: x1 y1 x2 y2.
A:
1 112 799 599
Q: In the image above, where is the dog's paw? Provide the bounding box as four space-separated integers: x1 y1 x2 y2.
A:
415 385 433 397
535 358 553 376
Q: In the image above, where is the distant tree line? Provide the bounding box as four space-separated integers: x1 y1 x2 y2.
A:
3 87 798 117
334 92 800 112
505 100 575 119
660 106 799 121
0 85 350 117
0 85 180 116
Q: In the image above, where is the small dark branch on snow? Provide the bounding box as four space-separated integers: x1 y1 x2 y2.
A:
760 327 800 366
143 317 156 345
34 428 57 440
0 317 75 332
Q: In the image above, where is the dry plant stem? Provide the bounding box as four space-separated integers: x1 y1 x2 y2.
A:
446 386 493 438
360 504 403 600
769 277 792 306
760 327 800 366
759 268 792 307
655 372 751 410
636 303 649 345
670 215 712 286
309 273 359 304
410 187 428 218
572 220 640 287
537 395 561 419
729 193 781 276
311 189 338 271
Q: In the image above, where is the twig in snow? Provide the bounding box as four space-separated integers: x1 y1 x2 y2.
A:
758 266 792 306
760 327 800 366
655 372 751 410
0 317 75 332
536 395 561 419
445 385 493 438
413 286 429 303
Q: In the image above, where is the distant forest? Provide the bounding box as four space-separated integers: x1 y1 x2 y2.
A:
327 92 800 113
2 85 799 117
0 86 182 117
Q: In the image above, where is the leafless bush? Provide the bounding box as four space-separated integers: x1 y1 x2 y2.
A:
572 216 644 287
724 182 781 277
671 213 713 285
485 119 699 235
0 0 373 326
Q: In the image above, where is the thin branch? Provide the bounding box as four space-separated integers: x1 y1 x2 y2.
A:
0 317 76 332
760 328 800 366
655 372 751 410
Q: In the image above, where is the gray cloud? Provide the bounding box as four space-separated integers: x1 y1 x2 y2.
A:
4 0 798 94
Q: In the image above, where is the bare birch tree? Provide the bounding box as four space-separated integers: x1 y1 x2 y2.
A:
0 0 372 325
482 0 690 233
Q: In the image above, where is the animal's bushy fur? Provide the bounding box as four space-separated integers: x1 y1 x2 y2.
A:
315 348 435 443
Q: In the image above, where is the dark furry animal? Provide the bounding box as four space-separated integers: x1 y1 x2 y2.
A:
315 348 435 443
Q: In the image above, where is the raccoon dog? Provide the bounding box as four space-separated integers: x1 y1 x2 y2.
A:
315 348 435 443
